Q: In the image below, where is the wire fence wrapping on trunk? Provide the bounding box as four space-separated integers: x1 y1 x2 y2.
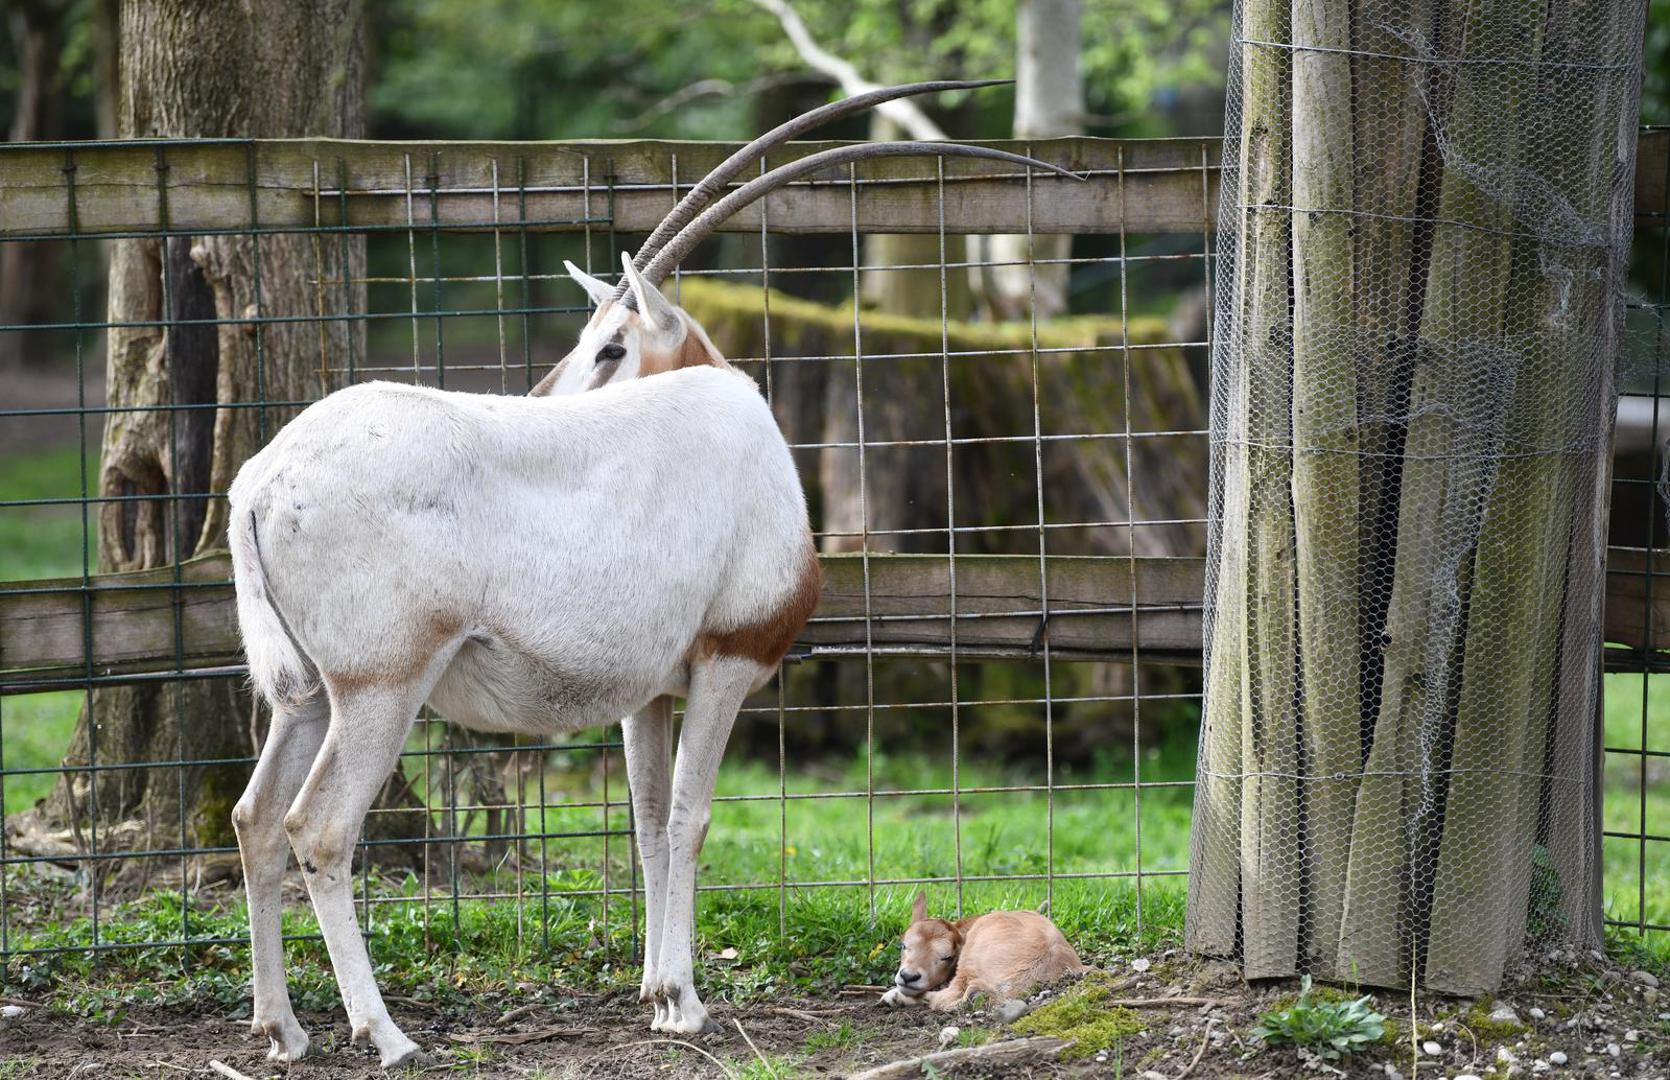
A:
0 129 1663 979
1187 0 1651 992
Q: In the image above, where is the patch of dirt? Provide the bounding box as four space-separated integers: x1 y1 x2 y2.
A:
1 950 1665 1078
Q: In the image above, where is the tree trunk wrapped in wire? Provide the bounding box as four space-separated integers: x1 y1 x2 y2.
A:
1186 0 1646 991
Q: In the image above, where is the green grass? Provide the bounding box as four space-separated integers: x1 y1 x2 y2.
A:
1 444 97 813
0 444 97 582
0 691 79 813
1600 673 1670 963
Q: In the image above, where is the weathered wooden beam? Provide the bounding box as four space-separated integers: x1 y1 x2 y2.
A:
0 137 1220 239
7 546 1668 691
0 552 1207 691
3 131 1662 240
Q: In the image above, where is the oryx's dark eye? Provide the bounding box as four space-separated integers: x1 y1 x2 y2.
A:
597 343 626 363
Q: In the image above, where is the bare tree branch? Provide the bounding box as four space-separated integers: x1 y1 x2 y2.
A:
612 71 835 133
747 0 947 140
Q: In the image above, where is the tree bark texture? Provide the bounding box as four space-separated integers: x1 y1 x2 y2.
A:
985 0 1082 320
37 0 368 861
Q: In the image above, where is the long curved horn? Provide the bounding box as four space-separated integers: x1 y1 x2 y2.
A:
613 79 1011 304
639 143 1083 287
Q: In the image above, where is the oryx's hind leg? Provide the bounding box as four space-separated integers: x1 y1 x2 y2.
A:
622 696 674 1030
654 655 766 1035
284 681 429 1068
232 689 329 1062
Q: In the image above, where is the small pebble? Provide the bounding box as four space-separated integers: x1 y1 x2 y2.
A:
1498 1047 1518 1065
1550 1051 1569 1066
1531 1062 1551 1074
938 1026 959 1049
1131 957 1151 973
997 998 1030 1024
1605 1042 1620 1057
1456 1074 1484 1080
1629 970 1660 989
1382 1066 1402 1080
1422 1039 1444 1056
0 1005 23 1020
1530 1006 1548 1021
1623 1029 1639 1043
1490 1002 1522 1026
1643 988 1659 1007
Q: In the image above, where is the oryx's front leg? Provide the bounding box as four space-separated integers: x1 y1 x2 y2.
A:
283 683 427 1069
621 696 673 1030
232 690 329 1062
653 655 763 1035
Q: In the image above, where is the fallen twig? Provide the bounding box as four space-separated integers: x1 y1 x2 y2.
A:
733 1019 775 1078
621 1038 738 1080
770 1006 836 1024
1174 1018 1216 1080
846 1036 1074 1080
208 1061 258 1080
448 1025 599 1047
1113 996 1225 1009
496 1003 544 1026
840 984 889 993
383 994 441 1010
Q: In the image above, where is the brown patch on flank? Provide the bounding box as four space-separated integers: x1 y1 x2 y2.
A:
697 545 821 666
323 613 461 697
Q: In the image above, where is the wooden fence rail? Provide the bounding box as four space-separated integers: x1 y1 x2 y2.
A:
5 549 1667 692
2 131 1664 239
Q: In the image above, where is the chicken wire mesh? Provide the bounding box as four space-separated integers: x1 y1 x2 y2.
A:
1187 0 1650 992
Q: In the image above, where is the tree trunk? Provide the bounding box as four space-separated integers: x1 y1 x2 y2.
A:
1190 0 1643 992
827 115 972 556
1288 0 1357 978
0 0 66 374
983 0 1081 320
34 0 367 873
1334 0 1440 984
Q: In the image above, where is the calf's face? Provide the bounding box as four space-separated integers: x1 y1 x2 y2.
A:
894 892 960 995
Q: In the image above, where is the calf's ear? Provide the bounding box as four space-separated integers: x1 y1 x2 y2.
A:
911 891 928 924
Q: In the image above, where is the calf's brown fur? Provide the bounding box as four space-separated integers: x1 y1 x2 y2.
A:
885 892 1086 1011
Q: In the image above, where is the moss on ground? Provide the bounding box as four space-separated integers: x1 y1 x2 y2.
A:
1010 973 1147 1058
1459 998 1526 1040
1267 979 1363 1014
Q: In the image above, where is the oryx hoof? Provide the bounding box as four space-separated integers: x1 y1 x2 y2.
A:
258 1016 310 1062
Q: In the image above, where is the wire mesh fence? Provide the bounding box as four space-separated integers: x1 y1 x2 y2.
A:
0 131 1663 980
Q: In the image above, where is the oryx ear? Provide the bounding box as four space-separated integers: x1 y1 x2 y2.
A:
564 260 616 308
621 250 682 340
910 891 929 924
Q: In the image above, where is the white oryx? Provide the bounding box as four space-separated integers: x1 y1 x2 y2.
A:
226 81 1075 1067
